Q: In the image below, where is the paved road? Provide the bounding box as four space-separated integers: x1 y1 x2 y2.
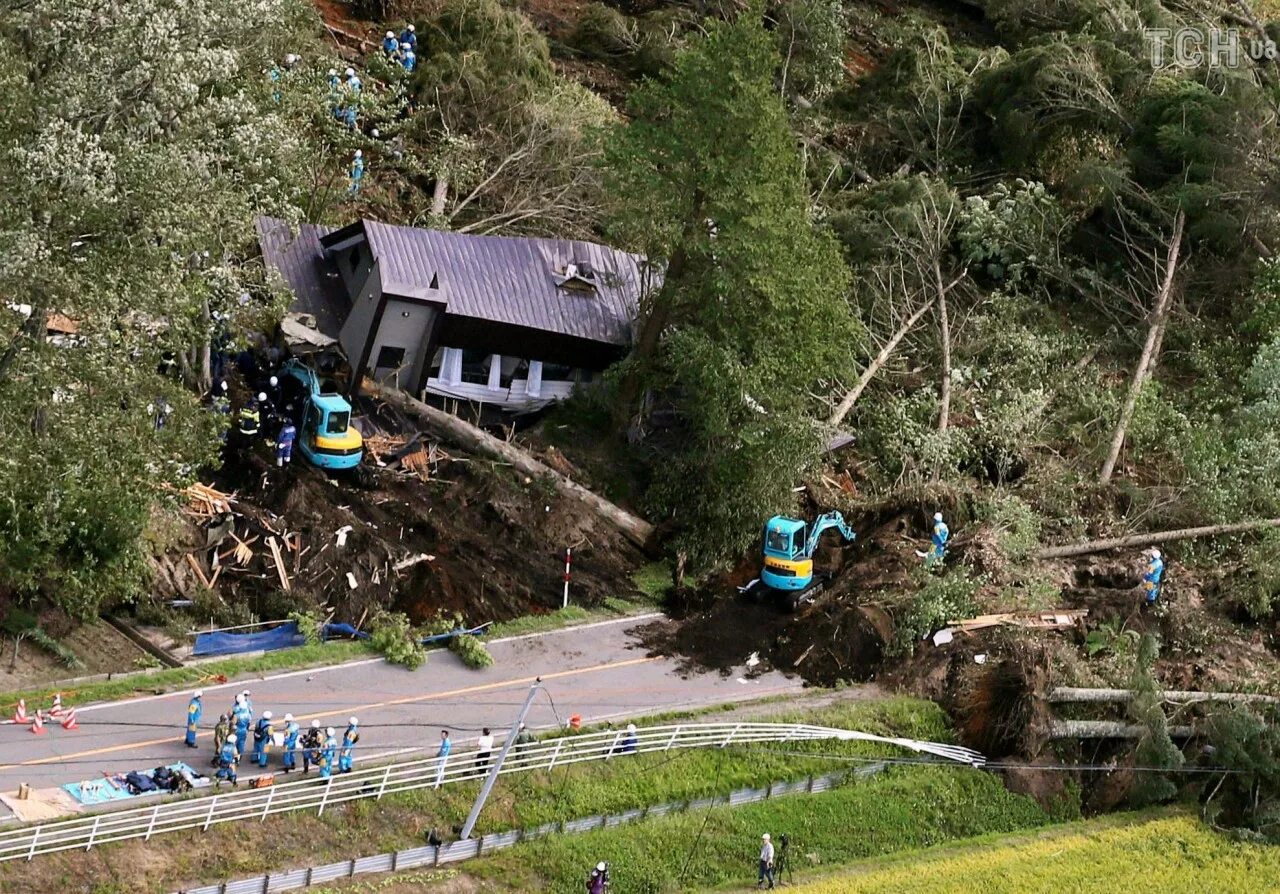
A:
0 615 798 800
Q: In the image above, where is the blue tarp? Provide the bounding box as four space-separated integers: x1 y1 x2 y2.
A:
193 622 306 657
322 622 370 640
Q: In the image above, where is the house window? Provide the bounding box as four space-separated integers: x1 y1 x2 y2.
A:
375 346 406 370
460 349 491 385
542 362 574 382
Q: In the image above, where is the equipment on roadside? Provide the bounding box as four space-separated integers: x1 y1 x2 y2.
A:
742 511 856 611
280 359 363 470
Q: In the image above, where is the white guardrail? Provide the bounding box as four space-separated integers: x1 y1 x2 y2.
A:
0 722 984 862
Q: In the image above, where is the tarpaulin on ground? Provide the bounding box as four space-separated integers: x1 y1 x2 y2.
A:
193 622 305 657
63 762 209 806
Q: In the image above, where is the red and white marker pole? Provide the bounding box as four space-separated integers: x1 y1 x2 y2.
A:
562 547 572 609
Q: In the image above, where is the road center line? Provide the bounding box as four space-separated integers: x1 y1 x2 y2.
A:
0 656 661 771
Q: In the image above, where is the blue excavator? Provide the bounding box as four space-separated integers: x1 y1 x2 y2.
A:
742 511 857 611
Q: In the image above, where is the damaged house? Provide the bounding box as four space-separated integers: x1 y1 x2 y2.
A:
257 217 651 413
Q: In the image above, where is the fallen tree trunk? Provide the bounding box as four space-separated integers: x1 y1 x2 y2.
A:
366 382 656 551
1033 518 1280 559
828 296 935 427
1049 687 1280 705
1049 720 1194 739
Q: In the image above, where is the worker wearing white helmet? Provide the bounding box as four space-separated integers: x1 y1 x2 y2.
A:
232 693 252 756
321 727 339 777
282 713 301 772
927 512 949 566
382 30 399 56
184 690 204 748
1143 547 1165 606
340 717 361 773
303 718 323 773
344 67 362 93
399 22 417 51
252 710 275 767
399 41 417 73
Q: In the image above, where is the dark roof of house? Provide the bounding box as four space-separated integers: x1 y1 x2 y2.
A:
256 217 346 341
322 219 650 347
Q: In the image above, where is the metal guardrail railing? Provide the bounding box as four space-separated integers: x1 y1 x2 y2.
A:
176 765 885 894
0 721 983 863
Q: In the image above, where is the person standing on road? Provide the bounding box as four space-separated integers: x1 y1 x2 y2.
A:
758 833 775 889
233 695 252 757
475 727 494 772
215 738 240 787
212 713 230 767
434 730 451 788
282 714 300 772
320 727 339 778
302 719 322 773
252 711 275 767
184 690 203 748
339 717 360 773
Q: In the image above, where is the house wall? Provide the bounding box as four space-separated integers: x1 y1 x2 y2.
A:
366 297 440 391
338 257 382 366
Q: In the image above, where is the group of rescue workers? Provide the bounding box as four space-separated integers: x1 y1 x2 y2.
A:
185 690 359 787
207 367 298 468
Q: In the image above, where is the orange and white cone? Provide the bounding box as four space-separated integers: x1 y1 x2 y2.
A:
60 708 78 731
30 711 46 736
12 700 27 724
48 694 63 719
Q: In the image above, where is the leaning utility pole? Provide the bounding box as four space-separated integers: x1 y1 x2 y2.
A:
459 678 542 841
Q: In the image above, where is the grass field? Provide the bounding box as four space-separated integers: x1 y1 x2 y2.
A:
780 813 1280 894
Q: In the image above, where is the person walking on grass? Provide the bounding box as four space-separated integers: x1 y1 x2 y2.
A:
758 833 775 889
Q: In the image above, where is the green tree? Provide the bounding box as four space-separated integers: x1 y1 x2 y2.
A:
604 8 855 570
0 0 316 617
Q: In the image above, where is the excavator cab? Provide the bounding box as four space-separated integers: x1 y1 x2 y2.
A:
761 516 815 592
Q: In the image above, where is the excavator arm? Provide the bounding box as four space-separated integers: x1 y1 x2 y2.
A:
805 511 856 557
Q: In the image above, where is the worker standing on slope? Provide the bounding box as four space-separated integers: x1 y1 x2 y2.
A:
320 727 338 778
184 690 203 748
252 711 275 767
276 419 296 467
282 714 300 772
382 30 398 57
399 23 417 51
1142 548 1165 606
399 42 416 73
349 149 365 196
926 512 949 565
339 717 360 773
237 396 260 441
758 833 775 889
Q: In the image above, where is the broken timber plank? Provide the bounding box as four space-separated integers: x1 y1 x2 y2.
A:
266 536 290 591
1049 720 1194 739
365 382 656 550
1033 518 1280 559
185 553 213 590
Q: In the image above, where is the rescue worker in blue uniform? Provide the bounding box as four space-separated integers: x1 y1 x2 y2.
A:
215 738 240 787
233 695 252 757
400 43 417 73
184 689 203 748
302 719 323 773
282 714 301 772
320 727 338 778
339 717 360 773
276 420 297 467
382 30 399 56
349 149 364 195
252 711 275 767
399 23 417 51
927 512 949 565
1143 548 1165 605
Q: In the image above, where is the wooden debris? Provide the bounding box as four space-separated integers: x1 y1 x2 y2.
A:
184 554 212 589
393 553 435 572
265 536 290 591
178 483 236 516
948 609 1088 633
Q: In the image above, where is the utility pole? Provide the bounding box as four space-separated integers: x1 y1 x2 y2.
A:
459 677 542 841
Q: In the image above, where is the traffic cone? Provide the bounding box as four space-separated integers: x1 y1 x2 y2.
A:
60 708 78 731
12 700 27 724
48 694 63 719
30 711 46 736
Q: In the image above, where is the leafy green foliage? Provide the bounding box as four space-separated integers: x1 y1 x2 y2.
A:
368 610 427 670
1126 634 1184 806
1202 705 1280 841
605 8 855 570
289 610 324 646
448 634 494 669
891 571 980 656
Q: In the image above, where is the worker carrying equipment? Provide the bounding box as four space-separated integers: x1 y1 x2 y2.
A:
744 511 856 611
320 727 338 778
282 714 300 772
252 711 274 767
216 739 240 787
